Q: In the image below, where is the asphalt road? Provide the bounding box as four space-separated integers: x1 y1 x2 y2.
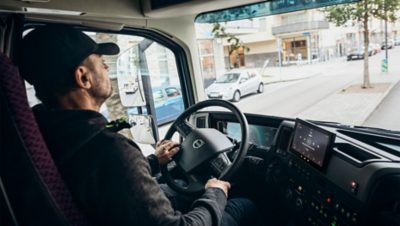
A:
234 48 399 126
145 49 400 155
235 60 359 117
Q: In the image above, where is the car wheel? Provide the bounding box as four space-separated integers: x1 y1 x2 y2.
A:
232 91 241 102
257 83 264 93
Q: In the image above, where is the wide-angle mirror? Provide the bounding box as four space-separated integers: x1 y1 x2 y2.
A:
116 46 146 107
129 115 156 144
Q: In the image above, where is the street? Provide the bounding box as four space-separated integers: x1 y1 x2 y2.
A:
144 48 400 156
234 47 400 130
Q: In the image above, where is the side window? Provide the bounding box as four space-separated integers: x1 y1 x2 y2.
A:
96 33 184 154
248 71 257 79
165 87 181 97
24 28 185 156
153 90 165 103
240 73 249 82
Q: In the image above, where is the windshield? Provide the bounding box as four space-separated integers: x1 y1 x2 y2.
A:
195 2 400 132
216 73 240 83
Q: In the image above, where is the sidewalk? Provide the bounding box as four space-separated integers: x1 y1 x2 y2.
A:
298 68 400 126
260 57 346 84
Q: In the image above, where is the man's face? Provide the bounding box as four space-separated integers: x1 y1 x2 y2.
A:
83 54 112 104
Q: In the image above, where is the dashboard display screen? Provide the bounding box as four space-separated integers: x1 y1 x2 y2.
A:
224 122 277 149
290 119 335 168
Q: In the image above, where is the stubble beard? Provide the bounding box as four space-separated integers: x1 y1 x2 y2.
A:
91 76 112 108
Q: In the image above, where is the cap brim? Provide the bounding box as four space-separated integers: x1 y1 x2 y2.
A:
95 43 120 55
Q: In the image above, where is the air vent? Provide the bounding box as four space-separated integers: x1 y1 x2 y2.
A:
334 143 382 166
196 116 206 128
277 126 293 151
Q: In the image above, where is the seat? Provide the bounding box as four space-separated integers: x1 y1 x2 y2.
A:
0 52 87 225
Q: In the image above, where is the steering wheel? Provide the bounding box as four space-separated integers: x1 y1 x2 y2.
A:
161 99 249 194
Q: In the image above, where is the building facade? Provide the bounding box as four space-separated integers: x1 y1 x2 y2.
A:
195 9 400 85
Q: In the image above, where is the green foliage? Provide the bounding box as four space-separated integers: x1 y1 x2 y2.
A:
324 0 400 26
324 0 400 88
211 23 250 55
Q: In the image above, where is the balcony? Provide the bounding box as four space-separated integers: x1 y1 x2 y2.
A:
272 21 329 35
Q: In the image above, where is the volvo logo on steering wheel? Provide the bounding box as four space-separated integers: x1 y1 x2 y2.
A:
192 139 205 149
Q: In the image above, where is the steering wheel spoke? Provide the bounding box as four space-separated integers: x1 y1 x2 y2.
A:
183 172 205 193
162 161 205 193
174 120 194 138
210 153 232 178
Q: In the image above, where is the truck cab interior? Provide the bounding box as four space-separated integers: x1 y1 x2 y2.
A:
1 0 400 226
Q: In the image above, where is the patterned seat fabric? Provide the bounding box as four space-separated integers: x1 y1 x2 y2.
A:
0 52 87 226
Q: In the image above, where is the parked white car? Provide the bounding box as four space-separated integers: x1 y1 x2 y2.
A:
206 69 264 102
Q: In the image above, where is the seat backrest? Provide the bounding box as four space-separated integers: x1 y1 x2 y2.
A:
0 52 87 226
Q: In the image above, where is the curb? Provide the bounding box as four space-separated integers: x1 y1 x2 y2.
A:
362 78 400 124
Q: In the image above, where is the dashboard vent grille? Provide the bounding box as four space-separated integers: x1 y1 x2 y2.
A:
196 116 206 128
277 126 293 151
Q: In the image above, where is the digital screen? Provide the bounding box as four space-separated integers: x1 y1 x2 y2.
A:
291 119 335 168
224 122 277 149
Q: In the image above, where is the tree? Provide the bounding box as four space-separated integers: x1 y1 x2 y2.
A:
212 23 250 68
324 0 400 88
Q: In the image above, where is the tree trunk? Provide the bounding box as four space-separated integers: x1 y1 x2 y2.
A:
229 50 239 68
362 0 371 88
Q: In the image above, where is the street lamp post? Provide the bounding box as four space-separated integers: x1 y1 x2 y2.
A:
277 38 282 81
384 0 389 72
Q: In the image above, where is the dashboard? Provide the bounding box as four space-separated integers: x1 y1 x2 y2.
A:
218 121 277 149
194 112 400 226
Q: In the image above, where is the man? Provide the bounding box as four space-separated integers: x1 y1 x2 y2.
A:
20 25 257 226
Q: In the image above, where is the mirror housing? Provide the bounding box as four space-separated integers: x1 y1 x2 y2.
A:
129 115 156 144
116 46 146 107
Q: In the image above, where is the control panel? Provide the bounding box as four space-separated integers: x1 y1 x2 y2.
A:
274 146 365 226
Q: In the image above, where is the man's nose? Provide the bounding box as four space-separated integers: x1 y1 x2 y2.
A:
104 63 109 70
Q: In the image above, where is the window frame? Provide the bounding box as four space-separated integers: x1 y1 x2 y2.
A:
23 21 195 143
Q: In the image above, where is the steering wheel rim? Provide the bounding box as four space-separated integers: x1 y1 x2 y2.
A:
161 99 249 194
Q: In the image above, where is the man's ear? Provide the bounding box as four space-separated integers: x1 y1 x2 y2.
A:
74 65 92 89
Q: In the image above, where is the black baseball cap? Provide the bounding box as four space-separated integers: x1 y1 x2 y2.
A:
20 24 120 85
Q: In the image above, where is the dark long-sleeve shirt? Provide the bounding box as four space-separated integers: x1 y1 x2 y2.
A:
33 104 227 226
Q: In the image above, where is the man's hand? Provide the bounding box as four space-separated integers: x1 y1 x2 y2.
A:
155 140 180 166
205 178 231 197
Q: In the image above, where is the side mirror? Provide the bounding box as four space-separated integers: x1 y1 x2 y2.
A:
239 78 247 84
129 115 155 144
116 46 146 107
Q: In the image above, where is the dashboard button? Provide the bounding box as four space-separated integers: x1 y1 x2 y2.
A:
295 198 303 209
350 181 359 195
